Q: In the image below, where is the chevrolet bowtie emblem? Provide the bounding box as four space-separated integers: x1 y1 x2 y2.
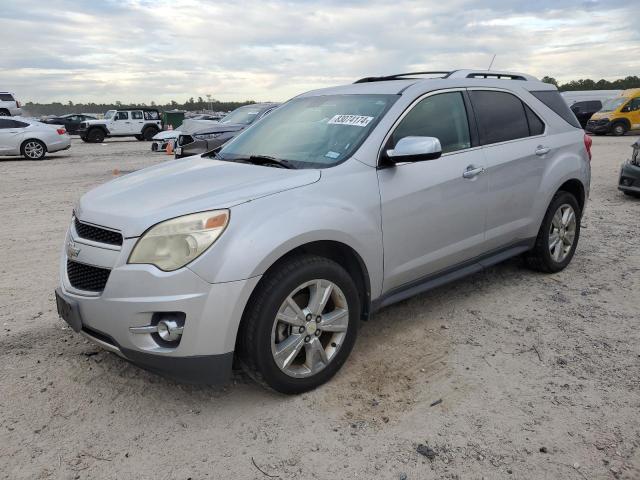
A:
67 240 81 259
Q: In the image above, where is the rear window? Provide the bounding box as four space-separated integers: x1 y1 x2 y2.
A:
469 91 530 145
531 90 581 128
0 93 14 102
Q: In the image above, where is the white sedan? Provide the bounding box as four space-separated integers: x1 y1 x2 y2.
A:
0 117 71 160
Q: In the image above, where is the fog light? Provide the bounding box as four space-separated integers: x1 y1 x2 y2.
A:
157 319 183 342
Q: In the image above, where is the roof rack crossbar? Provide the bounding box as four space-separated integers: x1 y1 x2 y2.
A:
465 72 526 81
354 71 452 84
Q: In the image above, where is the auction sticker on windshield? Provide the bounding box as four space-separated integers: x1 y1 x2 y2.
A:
328 115 374 127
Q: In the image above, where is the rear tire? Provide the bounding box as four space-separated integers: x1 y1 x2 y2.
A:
87 128 105 143
524 191 581 273
624 191 640 199
238 255 360 394
21 139 47 160
611 122 628 136
142 127 158 141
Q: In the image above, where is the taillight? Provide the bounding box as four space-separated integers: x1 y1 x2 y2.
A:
584 134 592 162
57 128 66 135
16 100 21 108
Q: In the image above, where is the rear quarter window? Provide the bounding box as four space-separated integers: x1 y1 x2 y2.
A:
531 90 581 129
0 93 14 101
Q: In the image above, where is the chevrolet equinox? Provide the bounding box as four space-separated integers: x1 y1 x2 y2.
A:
55 70 592 394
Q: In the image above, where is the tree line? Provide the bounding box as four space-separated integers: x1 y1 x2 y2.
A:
22 97 257 117
542 75 640 91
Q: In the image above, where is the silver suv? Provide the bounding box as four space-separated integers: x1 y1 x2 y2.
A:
55 70 591 393
0 92 23 116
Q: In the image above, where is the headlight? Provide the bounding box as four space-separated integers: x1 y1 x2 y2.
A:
128 210 229 271
194 132 224 140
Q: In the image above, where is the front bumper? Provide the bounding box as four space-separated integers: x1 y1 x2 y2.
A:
586 120 611 134
619 161 640 195
56 224 261 384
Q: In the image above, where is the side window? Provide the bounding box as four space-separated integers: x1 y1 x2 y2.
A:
530 90 581 128
131 111 143 120
391 92 471 154
470 91 530 145
12 120 29 128
115 111 129 120
628 98 640 111
524 104 545 136
144 110 159 120
0 93 14 102
0 119 13 129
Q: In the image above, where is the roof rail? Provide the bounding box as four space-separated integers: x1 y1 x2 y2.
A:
353 71 452 84
448 69 538 81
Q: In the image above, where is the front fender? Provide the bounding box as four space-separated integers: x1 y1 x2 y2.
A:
187 160 384 298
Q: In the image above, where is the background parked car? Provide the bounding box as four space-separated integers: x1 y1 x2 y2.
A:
40 114 97 134
618 139 640 198
175 103 279 158
586 88 640 136
0 117 70 160
0 92 22 116
78 108 163 142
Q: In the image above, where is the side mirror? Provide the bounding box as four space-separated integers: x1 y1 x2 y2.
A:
386 136 442 163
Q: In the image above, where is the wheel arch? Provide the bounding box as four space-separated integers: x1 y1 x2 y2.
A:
20 137 48 154
233 240 372 359
558 178 586 213
88 124 109 135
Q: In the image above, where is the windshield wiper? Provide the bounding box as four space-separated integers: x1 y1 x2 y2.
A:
245 155 296 169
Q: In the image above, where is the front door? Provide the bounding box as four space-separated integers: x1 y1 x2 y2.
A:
110 111 130 135
377 90 489 293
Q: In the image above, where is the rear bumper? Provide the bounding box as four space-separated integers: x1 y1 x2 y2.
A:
619 161 640 194
48 136 71 152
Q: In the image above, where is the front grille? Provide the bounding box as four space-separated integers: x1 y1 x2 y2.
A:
74 217 122 246
67 260 111 292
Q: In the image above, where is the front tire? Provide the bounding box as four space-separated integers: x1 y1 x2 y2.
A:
21 139 47 160
525 191 581 273
87 128 105 143
611 122 628 136
239 255 360 394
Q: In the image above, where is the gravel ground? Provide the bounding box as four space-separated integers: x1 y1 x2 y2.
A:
1 136 638 480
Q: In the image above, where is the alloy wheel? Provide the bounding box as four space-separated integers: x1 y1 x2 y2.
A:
270 279 349 378
548 203 576 263
24 141 44 159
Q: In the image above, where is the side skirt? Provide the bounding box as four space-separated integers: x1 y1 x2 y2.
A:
371 239 535 312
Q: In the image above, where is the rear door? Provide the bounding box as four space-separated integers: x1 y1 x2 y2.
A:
468 89 548 250
378 90 489 292
131 110 145 133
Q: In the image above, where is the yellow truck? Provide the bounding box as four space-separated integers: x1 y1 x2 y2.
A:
587 88 640 136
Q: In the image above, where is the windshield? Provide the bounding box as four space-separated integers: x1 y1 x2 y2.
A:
220 105 265 125
599 98 627 113
104 110 115 119
217 94 397 168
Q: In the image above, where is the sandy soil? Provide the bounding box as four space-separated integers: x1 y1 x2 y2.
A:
1 135 639 480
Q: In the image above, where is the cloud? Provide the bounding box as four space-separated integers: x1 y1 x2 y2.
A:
2 0 638 103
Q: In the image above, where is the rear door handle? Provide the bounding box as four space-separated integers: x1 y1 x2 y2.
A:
463 165 485 179
535 145 551 156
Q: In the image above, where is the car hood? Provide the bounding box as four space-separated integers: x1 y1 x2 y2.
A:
76 156 320 237
153 130 180 140
190 123 245 135
589 111 611 121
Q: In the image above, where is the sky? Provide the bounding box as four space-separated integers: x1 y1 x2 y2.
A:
1 0 638 104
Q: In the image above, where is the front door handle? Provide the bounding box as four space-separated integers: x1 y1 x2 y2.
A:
463 165 485 179
535 145 551 156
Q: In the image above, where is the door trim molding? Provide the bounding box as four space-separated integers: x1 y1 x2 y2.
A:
371 238 535 312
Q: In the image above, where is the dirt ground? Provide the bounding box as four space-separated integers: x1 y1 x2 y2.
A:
1 135 638 480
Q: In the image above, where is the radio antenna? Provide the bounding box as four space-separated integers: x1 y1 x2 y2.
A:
488 54 496 71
